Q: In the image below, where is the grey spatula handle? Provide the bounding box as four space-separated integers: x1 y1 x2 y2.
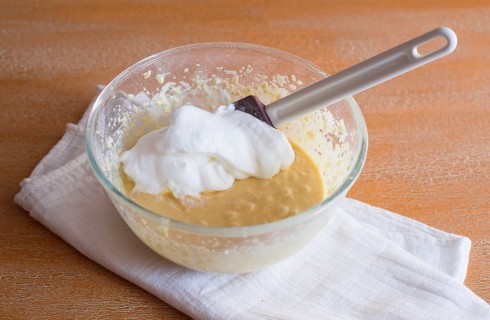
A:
266 27 457 127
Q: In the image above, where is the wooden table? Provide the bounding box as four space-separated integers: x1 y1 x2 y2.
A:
1 1 488 318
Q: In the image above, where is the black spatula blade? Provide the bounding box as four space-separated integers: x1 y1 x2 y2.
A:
233 95 273 127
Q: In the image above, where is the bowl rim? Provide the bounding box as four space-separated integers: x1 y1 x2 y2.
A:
85 41 368 237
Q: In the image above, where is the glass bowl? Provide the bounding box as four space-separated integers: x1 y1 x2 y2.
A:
86 42 368 273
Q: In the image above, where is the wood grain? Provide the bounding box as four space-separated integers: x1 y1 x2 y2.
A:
1 0 489 318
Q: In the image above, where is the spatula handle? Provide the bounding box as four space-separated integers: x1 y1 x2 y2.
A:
266 27 457 127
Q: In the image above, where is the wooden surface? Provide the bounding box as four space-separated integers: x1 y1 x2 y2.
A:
1 0 489 318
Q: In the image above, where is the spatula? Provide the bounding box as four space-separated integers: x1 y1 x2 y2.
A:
234 27 457 127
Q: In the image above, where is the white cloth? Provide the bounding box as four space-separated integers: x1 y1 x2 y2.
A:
15 88 490 320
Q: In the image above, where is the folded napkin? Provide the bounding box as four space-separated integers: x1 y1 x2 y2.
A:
15 88 490 320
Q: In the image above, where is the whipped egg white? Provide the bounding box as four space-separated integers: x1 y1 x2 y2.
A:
120 104 294 201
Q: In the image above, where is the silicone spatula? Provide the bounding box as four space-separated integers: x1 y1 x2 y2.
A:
233 27 457 127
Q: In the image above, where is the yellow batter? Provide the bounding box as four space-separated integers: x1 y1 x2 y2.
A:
122 142 324 227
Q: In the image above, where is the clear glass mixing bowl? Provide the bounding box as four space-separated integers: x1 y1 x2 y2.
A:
86 42 368 273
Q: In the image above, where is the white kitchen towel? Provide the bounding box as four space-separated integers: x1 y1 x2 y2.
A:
15 88 490 320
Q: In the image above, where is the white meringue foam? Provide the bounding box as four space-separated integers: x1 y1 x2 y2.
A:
120 104 294 201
